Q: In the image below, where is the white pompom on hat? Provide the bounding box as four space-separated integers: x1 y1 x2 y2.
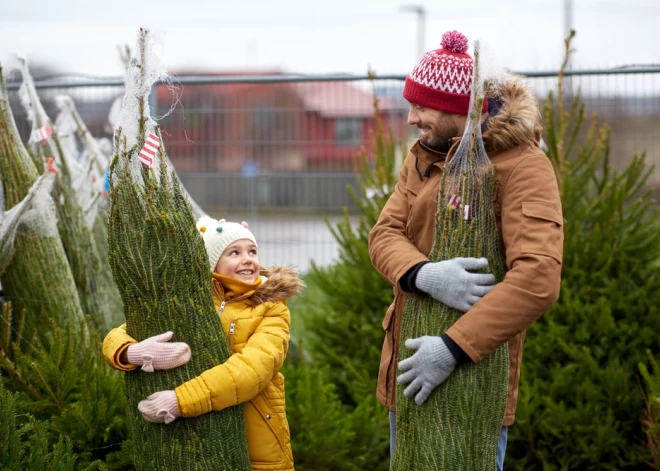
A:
196 216 257 272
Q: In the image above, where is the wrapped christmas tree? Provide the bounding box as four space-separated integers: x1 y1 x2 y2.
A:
0 168 56 273
54 96 109 222
13 55 120 332
54 95 123 328
0 65 83 332
392 41 509 470
108 28 250 470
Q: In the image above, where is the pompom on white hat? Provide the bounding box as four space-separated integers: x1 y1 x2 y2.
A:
196 216 257 272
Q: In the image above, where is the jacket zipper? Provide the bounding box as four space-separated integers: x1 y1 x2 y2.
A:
218 301 237 351
229 322 236 351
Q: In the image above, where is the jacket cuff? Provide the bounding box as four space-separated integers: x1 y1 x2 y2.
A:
115 343 139 371
441 334 471 365
103 335 138 372
398 261 430 295
175 377 213 418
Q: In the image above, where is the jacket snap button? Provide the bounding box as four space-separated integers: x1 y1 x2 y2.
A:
266 414 271 420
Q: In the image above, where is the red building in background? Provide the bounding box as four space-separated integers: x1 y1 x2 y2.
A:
155 71 407 173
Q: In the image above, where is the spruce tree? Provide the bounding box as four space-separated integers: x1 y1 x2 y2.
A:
0 377 80 471
282 359 389 471
303 89 399 404
506 31 660 470
640 352 660 469
0 302 132 469
107 28 250 470
392 41 508 471
291 84 397 470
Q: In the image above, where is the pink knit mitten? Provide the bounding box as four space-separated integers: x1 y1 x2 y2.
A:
127 331 191 372
138 390 179 424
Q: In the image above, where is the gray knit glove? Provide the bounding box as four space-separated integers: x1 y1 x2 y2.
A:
415 257 496 312
397 336 457 405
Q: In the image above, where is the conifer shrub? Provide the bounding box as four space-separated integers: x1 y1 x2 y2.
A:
506 31 660 470
288 86 396 470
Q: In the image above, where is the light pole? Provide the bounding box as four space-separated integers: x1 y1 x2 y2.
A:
400 5 426 60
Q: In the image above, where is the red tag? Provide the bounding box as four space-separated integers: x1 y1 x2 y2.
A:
138 133 160 169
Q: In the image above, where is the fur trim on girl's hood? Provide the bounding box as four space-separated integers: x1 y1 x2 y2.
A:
246 266 305 306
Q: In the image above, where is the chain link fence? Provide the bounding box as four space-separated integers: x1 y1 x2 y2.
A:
6 68 660 271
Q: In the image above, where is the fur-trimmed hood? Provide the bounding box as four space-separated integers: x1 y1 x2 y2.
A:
483 73 542 154
212 265 305 307
251 266 305 305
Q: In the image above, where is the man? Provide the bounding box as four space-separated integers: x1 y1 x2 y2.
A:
368 30 563 470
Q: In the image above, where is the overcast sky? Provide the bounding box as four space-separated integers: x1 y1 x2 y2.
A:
1 0 659 78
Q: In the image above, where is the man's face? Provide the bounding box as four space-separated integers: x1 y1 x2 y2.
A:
407 104 459 149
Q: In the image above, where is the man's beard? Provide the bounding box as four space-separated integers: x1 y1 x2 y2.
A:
420 123 459 152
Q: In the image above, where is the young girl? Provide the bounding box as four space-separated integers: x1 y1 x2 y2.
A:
103 216 303 471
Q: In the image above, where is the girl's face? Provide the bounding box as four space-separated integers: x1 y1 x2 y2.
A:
214 239 260 283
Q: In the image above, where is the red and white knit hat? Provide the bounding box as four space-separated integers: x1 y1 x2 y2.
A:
403 30 487 115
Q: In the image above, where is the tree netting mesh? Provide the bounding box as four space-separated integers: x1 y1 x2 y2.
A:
107 28 250 471
12 55 122 333
392 42 510 471
0 65 83 334
0 170 56 273
54 95 123 329
54 96 108 228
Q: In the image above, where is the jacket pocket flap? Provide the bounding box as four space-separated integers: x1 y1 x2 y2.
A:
404 171 423 196
522 202 563 226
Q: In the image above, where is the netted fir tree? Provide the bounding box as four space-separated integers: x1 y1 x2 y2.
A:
54 95 123 330
0 65 84 333
107 27 250 471
391 41 508 471
506 31 660 470
14 55 121 333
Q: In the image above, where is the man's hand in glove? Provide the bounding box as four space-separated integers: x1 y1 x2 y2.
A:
397 336 457 405
415 257 496 311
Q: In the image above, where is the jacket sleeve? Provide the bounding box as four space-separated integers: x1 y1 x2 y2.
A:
368 152 430 288
446 153 563 362
175 302 291 417
102 324 138 371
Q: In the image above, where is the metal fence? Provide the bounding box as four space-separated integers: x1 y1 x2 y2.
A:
5 68 660 271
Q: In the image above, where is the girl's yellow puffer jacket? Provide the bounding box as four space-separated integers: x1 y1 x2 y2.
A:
103 266 304 471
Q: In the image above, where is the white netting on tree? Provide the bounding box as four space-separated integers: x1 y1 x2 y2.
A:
10 55 50 137
53 97 81 167
113 28 174 189
7 55 124 331
54 95 108 223
112 28 206 218
10 55 75 177
443 39 507 209
0 170 57 272
16 170 59 237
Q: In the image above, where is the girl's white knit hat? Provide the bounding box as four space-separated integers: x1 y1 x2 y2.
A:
196 216 257 271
